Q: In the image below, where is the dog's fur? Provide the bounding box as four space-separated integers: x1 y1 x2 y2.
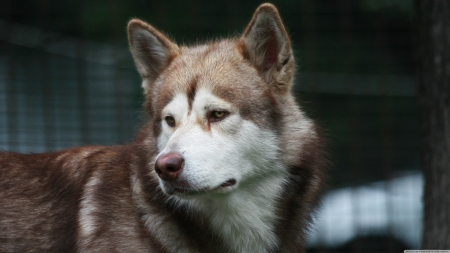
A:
0 4 325 253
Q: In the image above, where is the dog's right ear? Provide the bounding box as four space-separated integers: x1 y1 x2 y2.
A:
127 19 179 90
239 4 294 94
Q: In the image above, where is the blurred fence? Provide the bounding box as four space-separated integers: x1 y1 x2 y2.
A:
0 21 142 153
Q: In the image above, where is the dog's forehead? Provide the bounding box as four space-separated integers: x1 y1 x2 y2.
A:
156 40 265 108
171 41 251 87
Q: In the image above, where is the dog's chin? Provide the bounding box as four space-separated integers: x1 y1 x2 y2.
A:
160 179 237 198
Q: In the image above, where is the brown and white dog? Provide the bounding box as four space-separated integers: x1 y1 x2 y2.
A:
0 3 325 253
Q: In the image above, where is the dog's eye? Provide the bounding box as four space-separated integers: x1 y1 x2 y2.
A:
165 116 176 127
209 110 229 122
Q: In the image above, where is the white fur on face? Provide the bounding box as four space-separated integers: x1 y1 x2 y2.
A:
156 88 286 196
157 93 188 153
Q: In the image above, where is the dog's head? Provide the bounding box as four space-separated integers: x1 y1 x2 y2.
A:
128 4 299 198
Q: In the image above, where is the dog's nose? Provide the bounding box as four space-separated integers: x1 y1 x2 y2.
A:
154 153 184 181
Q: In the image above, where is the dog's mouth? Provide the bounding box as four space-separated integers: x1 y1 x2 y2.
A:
169 178 237 197
219 179 236 187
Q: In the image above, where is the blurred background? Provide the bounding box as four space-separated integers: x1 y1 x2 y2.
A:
0 0 420 252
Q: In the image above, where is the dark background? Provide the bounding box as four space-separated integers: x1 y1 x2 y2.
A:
0 0 420 252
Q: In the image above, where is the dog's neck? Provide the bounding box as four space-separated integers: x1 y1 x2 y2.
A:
182 172 288 253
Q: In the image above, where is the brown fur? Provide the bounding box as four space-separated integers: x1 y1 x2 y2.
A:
0 3 325 252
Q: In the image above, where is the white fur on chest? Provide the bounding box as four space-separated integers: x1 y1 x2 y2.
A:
188 173 287 253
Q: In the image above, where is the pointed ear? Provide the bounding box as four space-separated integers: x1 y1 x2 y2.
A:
127 19 179 88
240 4 295 90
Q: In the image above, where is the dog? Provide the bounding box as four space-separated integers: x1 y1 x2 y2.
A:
0 3 325 253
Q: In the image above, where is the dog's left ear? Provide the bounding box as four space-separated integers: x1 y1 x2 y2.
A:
240 3 294 92
127 19 179 91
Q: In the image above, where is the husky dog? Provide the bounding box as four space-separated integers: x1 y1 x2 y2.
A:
0 3 325 253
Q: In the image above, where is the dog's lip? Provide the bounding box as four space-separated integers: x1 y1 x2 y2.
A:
171 179 237 196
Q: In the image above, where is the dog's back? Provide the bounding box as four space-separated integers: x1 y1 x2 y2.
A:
0 150 90 252
0 145 158 252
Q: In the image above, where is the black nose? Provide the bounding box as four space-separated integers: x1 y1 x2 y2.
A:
154 153 184 181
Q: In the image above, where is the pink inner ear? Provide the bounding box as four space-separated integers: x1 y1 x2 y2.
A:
262 31 279 71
